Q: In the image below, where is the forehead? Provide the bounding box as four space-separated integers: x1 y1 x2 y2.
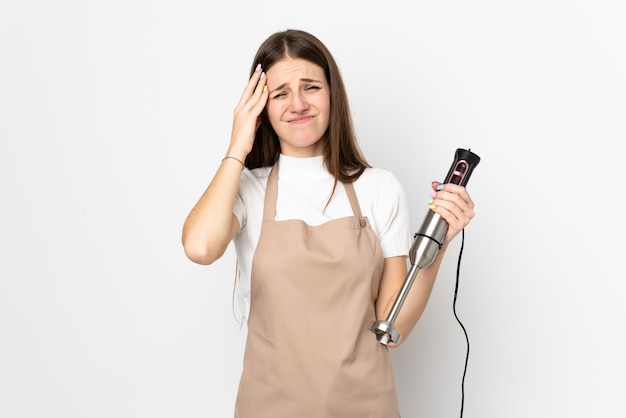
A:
266 57 326 85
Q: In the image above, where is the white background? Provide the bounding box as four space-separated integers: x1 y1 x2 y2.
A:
1 1 625 417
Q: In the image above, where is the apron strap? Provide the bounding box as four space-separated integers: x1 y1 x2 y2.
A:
343 182 365 221
264 162 279 222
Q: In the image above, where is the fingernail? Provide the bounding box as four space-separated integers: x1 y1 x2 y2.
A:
436 184 444 191
429 192 436 198
429 204 436 210
260 71 265 80
426 198 433 204
263 85 267 92
255 63 261 72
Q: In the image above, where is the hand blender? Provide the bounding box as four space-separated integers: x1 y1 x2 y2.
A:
370 148 481 345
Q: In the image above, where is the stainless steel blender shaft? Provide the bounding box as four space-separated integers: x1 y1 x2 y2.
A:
370 211 448 345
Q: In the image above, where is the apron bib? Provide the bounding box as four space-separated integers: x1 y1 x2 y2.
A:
235 162 400 418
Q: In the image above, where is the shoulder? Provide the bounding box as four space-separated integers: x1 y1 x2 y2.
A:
353 166 409 217
234 166 273 231
353 166 412 255
239 166 272 194
235 166 272 212
354 167 405 194
242 165 272 183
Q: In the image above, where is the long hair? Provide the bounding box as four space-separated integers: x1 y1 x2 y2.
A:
245 29 370 184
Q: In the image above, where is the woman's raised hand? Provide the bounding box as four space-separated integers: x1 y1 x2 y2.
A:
228 64 269 160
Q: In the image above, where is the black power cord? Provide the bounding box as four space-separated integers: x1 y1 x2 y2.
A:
453 229 470 418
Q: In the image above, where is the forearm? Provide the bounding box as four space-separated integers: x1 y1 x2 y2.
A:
181 156 244 264
380 245 449 347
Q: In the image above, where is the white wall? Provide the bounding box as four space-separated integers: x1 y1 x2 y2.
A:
1 1 624 417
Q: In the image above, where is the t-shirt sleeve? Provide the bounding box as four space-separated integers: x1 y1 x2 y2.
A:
232 167 270 234
233 193 246 231
232 170 251 232
373 171 413 258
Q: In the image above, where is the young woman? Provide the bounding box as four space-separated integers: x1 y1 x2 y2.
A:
182 29 475 417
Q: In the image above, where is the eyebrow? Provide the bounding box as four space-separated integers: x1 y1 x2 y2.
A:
272 78 323 92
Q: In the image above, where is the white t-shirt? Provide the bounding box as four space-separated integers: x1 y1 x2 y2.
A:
232 154 412 323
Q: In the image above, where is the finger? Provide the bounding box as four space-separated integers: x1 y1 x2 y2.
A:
441 194 474 222
250 72 269 111
432 183 474 210
240 72 268 120
429 187 474 224
430 200 473 243
431 195 468 220
236 63 265 108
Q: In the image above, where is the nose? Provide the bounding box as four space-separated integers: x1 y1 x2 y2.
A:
289 91 310 113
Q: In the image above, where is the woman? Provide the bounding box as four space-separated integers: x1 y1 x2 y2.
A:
182 29 475 418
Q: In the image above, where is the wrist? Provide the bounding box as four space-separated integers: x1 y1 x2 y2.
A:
222 155 245 169
225 146 249 164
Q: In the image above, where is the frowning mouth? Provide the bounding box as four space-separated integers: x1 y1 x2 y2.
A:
288 115 314 124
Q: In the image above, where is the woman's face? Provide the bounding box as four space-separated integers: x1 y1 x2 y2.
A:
264 57 330 157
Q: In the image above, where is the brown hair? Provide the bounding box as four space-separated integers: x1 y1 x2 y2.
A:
244 29 370 183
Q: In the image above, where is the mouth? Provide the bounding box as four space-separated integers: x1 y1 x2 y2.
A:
288 115 314 124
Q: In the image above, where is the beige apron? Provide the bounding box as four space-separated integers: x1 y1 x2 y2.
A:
235 162 400 418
